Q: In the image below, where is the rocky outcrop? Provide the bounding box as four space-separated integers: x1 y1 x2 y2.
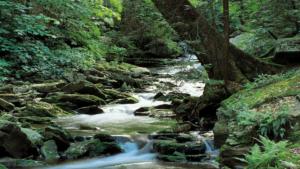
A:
214 69 300 168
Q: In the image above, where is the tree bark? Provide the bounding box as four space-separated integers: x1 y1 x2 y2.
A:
152 0 282 84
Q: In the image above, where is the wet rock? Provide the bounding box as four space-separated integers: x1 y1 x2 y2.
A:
104 89 138 103
0 158 46 169
41 140 60 162
0 121 38 158
76 105 104 115
64 139 121 159
43 93 106 108
94 133 115 142
154 92 164 99
156 92 190 102
43 125 72 151
111 97 138 104
134 107 150 116
0 98 15 112
157 152 187 162
19 101 72 118
153 140 205 155
62 81 106 99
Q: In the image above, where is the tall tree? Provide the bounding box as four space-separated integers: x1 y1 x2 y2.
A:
152 0 281 86
223 0 229 85
152 0 282 124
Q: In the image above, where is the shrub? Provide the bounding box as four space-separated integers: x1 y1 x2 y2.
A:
244 136 300 169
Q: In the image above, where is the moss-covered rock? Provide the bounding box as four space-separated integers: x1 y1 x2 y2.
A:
104 89 138 104
64 139 121 159
43 93 106 108
42 125 72 151
0 121 39 158
19 102 72 118
62 81 106 99
214 69 300 168
41 140 60 162
76 105 104 115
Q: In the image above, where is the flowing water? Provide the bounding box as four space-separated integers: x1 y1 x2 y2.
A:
44 55 218 169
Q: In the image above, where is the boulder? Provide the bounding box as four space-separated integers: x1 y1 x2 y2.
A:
0 121 38 158
64 139 121 159
134 107 150 116
104 89 138 104
230 31 276 58
43 93 106 108
76 106 104 115
0 98 14 112
42 126 72 151
19 102 71 117
20 128 44 147
62 81 106 99
111 97 138 104
41 140 60 162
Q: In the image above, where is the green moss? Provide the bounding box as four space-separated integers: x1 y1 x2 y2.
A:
222 69 300 116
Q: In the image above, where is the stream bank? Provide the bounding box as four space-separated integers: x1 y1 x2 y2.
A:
0 55 219 169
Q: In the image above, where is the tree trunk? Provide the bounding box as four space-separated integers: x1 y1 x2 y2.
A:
152 0 282 85
152 0 283 128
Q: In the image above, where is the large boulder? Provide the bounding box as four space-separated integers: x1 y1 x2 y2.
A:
64 139 121 159
0 121 39 158
230 31 276 58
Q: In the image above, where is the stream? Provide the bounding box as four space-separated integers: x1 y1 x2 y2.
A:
43 54 218 169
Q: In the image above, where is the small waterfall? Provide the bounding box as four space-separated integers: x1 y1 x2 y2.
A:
191 132 219 159
43 139 156 169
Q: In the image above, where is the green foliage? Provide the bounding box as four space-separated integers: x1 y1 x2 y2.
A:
121 0 182 58
243 69 300 90
0 0 123 81
237 105 291 139
244 136 300 169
